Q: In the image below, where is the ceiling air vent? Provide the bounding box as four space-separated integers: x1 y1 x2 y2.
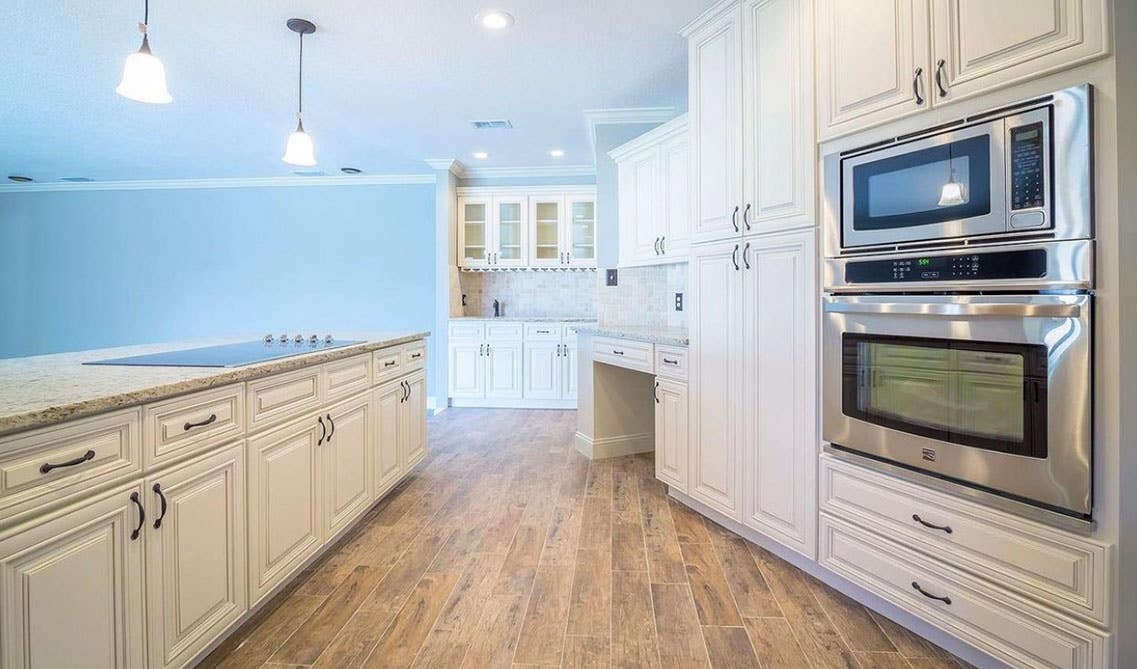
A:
469 119 513 130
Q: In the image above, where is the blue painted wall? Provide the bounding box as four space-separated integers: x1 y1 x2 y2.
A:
0 183 443 398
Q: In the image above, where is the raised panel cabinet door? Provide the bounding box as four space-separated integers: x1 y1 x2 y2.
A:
485 341 524 399
741 230 818 559
660 133 691 257
655 378 689 492
743 0 815 233
400 373 428 470
621 152 662 265
324 394 373 540
930 0 1108 104
565 196 598 268
0 484 145 669
449 342 485 399
458 196 492 268
688 240 745 520
529 196 565 268
816 0 931 140
688 3 745 244
373 382 404 497
523 341 563 400
247 417 323 605
562 344 579 401
492 196 529 268
144 444 246 669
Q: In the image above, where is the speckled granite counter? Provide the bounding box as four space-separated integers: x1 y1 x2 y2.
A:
574 325 689 346
0 332 428 437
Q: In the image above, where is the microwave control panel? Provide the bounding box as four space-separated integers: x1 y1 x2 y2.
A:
1010 121 1046 211
845 248 1048 283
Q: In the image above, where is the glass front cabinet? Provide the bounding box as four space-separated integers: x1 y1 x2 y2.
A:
457 187 597 269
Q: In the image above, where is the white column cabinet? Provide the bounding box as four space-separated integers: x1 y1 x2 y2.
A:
322 394 372 541
654 378 689 491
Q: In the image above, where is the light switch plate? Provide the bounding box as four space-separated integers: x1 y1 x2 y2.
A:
606 269 618 286
675 292 683 311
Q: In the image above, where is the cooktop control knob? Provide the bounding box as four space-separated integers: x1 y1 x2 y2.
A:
309 334 319 346
264 334 274 345
279 333 289 345
293 334 304 345
324 334 334 344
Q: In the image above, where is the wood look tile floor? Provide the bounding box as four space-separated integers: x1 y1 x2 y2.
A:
201 408 976 669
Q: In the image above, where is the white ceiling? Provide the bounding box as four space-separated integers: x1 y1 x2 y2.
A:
0 0 716 183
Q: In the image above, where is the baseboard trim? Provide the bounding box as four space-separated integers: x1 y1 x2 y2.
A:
574 431 654 460
450 398 577 409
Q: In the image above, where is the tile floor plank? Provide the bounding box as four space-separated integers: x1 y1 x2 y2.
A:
702 625 760 669
651 582 711 668
566 546 613 637
680 541 744 626
562 635 610 669
513 565 575 665
461 594 529 668
706 523 781 618
361 569 462 668
742 617 811 669
612 570 661 668
269 565 386 665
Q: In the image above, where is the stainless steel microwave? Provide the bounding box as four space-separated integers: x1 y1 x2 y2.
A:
823 85 1092 255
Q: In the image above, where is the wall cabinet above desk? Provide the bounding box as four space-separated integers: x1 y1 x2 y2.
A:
457 186 597 269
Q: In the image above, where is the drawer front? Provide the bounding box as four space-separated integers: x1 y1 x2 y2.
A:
401 341 427 371
592 337 654 373
143 384 245 469
373 347 404 384
654 345 688 381
246 367 323 433
485 322 524 340
324 354 372 402
0 408 142 520
525 324 563 341
448 321 485 340
819 515 1109 669
819 456 1110 626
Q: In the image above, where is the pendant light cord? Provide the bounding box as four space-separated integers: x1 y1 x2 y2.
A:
143 0 148 25
297 32 304 120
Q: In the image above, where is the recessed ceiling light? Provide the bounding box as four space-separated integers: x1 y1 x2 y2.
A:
340 167 362 174
549 149 565 158
473 151 489 160
478 10 515 30
7 175 33 183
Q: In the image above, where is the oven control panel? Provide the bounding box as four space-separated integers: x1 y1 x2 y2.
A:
1010 121 1046 211
845 248 1048 283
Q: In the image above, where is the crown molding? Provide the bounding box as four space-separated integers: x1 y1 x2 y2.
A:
607 113 689 162
0 174 437 193
582 107 677 162
424 159 468 177
679 0 740 37
458 164 596 180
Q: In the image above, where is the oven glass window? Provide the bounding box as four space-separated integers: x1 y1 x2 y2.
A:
852 135 992 231
842 334 1047 457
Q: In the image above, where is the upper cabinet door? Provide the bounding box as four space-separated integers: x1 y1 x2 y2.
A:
529 196 565 268
743 0 815 233
660 134 691 257
458 196 492 268
619 151 662 266
688 4 745 244
565 196 598 267
816 0 931 140
492 196 529 268
930 0 1108 105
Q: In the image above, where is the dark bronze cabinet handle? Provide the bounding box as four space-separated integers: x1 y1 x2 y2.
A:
152 483 168 529
654 381 660 404
384 360 397 368
742 204 751 230
743 242 751 270
317 416 327 445
326 413 335 442
912 581 951 605
912 514 953 534
663 358 678 365
654 237 661 255
732 244 740 271
660 236 666 254
130 492 145 541
913 66 925 105
935 59 948 97
405 380 411 402
183 413 217 431
40 449 96 475
612 350 625 356
731 205 740 232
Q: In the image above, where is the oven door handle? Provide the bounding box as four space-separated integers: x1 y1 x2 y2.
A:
822 301 1081 318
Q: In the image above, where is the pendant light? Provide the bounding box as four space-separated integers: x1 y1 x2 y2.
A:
282 19 317 167
116 0 173 104
938 142 967 207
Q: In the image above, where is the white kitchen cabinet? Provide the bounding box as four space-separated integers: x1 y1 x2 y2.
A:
458 196 492 268
144 444 246 669
0 483 146 669
565 196 598 267
485 341 524 399
456 187 597 270
562 340 579 401
524 340 563 400
741 230 817 558
323 394 373 541
612 115 690 267
530 195 565 268
654 378 689 492
492 196 529 268
402 372 428 470
448 341 486 399
373 380 404 497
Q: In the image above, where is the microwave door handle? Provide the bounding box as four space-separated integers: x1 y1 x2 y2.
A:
822 301 1082 318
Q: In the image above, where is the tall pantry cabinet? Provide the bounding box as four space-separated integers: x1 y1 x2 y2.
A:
682 0 819 559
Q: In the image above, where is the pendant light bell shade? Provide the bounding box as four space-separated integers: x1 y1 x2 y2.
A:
938 180 967 207
117 34 173 104
283 120 317 166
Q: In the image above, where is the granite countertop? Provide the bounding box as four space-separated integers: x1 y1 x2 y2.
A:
0 331 429 437
450 316 598 323
575 325 689 347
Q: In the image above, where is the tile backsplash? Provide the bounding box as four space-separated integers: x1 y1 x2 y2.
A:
458 270 597 319
598 263 687 330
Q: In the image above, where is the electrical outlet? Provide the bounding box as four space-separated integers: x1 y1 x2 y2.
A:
675 292 684 311
606 269 618 286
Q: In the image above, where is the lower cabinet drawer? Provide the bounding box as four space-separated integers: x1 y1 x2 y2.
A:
0 408 142 522
401 341 427 371
143 384 244 469
323 354 372 403
524 323 563 340
819 455 1110 626
373 346 404 385
592 337 654 373
246 367 323 434
819 514 1110 669
655 345 688 380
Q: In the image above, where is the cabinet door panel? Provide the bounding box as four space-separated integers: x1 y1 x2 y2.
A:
689 5 744 244
530 196 565 268
459 197 492 268
0 485 145 669
930 0 1107 104
524 342 563 400
324 396 372 540
145 445 246 669
485 342 524 399
742 231 818 558
817 0 930 139
374 382 404 496
566 197 598 267
743 0 814 232
661 135 690 257
401 373 428 470
449 342 485 399
492 196 529 268
247 419 323 604
655 379 689 491
689 241 744 519
562 345 579 401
